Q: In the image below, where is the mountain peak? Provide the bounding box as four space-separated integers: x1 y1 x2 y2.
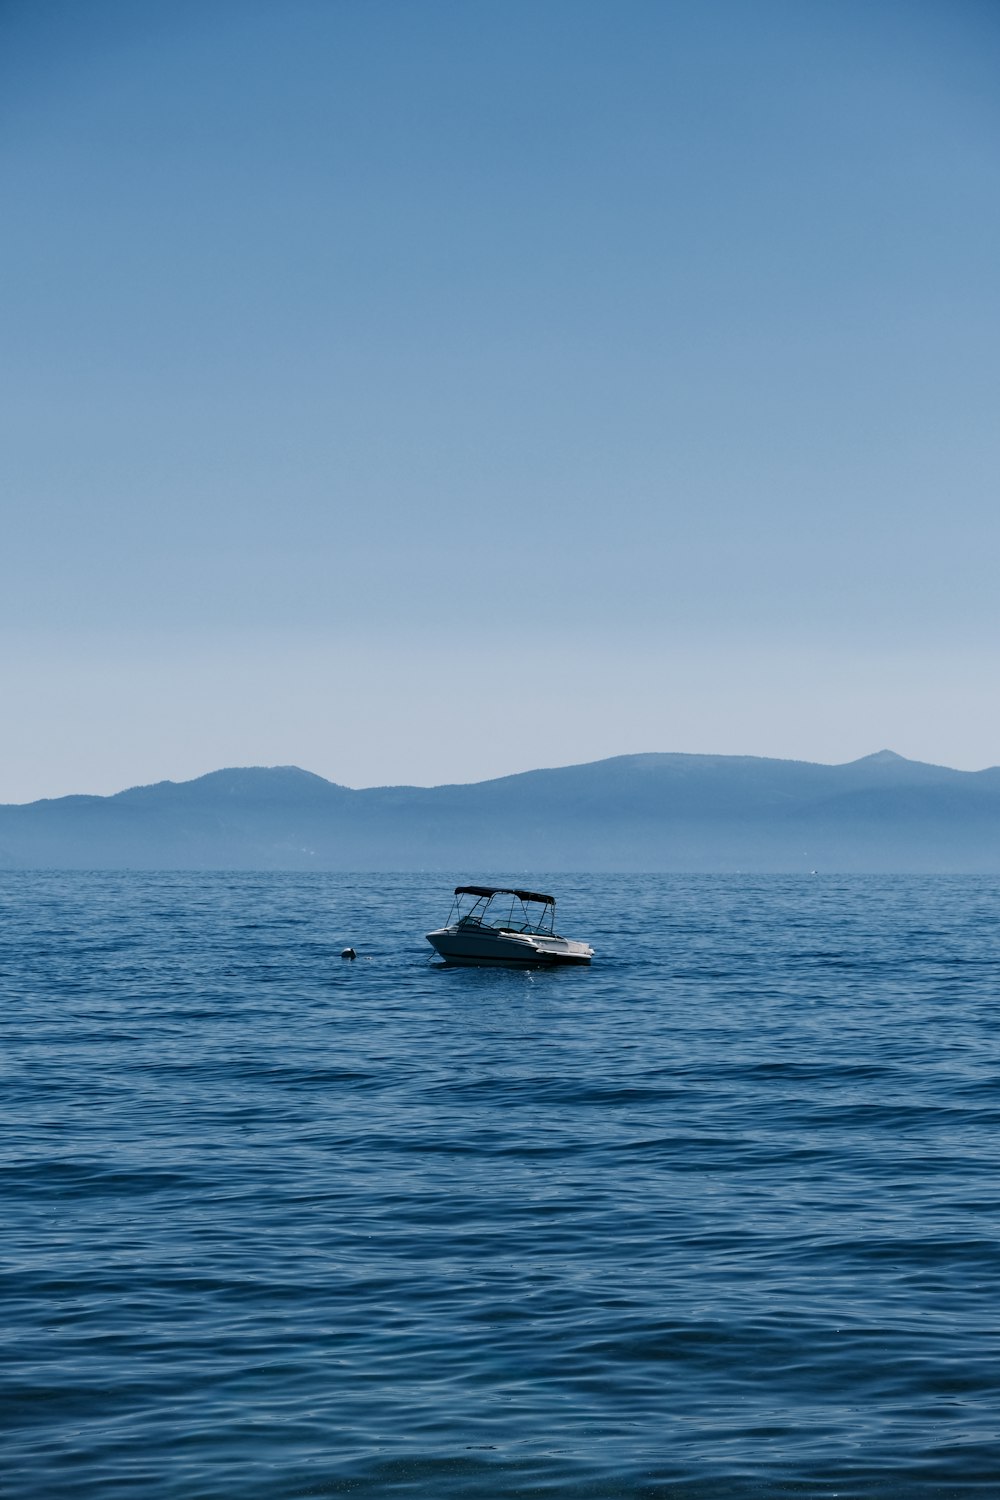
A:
111 765 346 805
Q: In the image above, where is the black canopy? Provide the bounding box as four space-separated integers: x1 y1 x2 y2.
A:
455 885 555 906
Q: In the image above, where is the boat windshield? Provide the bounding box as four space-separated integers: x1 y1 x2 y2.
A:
451 888 556 936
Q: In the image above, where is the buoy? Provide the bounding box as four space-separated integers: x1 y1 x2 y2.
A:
341 947 357 960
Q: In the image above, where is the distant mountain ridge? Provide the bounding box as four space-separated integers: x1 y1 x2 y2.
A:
2 751 999 872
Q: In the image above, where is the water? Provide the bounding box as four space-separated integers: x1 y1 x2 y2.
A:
2 873 999 1498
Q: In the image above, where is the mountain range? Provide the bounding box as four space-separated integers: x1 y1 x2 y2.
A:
1 750 999 872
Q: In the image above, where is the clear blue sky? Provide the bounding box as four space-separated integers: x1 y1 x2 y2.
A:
3 0 999 799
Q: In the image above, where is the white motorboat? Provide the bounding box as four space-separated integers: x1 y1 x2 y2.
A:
426 885 594 967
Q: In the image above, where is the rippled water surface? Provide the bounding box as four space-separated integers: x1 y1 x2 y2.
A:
3 873 1000 1498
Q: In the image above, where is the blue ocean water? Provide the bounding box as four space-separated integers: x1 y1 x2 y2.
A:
2 872 999 1498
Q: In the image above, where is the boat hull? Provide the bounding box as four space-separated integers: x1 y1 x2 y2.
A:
426 926 593 967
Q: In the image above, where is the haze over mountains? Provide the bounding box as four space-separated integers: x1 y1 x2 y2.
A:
2 751 999 872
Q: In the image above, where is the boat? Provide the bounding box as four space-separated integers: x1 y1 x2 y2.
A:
426 885 594 967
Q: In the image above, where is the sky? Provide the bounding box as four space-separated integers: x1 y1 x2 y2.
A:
2 0 999 800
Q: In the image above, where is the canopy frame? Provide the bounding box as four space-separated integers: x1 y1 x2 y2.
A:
448 885 557 937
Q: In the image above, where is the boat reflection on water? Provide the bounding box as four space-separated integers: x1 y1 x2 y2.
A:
426 885 594 967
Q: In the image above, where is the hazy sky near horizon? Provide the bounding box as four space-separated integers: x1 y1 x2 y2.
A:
3 0 999 800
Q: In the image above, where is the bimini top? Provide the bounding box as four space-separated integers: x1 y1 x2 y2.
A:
455 885 555 906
